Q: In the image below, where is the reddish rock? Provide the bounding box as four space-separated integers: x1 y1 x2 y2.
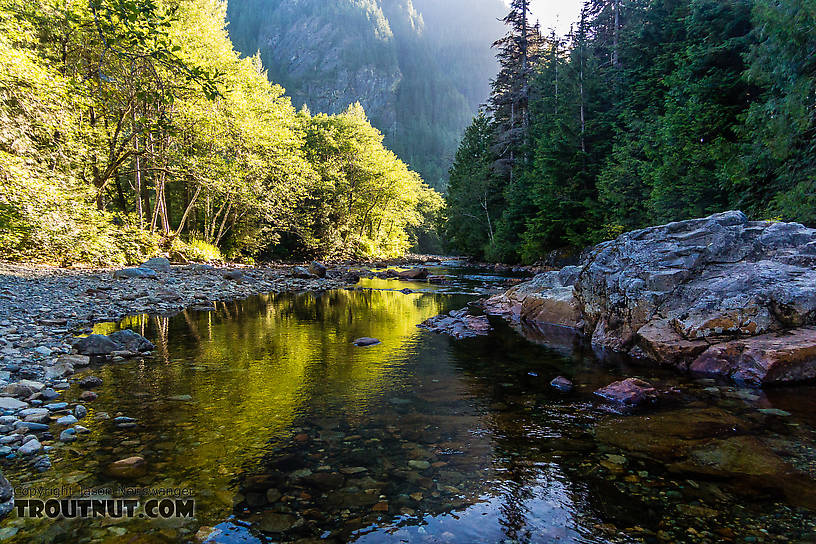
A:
690 328 816 385
79 391 98 401
594 378 657 408
398 267 428 280
106 456 146 479
636 319 709 369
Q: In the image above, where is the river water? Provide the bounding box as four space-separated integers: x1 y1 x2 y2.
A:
1 266 814 543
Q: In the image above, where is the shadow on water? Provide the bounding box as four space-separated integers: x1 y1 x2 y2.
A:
0 273 814 543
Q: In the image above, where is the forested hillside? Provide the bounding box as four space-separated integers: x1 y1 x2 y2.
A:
225 0 506 188
447 0 816 263
0 0 441 265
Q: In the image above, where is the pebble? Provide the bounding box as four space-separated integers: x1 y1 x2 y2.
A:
56 415 78 425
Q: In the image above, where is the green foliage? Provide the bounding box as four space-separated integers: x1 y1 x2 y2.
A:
446 0 816 262
170 237 222 262
445 112 500 258
0 0 439 264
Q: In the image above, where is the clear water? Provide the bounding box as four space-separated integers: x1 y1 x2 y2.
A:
1 269 814 543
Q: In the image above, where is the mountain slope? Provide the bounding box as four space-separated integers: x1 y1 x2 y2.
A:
226 0 506 188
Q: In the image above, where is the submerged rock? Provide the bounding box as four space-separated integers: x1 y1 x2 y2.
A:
78 376 102 389
550 376 574 393
484 211 816 385
353 337 381 347
107 456 146 479
595 378 657 409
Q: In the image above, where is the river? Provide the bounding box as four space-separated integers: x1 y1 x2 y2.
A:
1 265 814 543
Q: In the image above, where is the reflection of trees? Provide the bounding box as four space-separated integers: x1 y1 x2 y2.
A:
87 289 458 526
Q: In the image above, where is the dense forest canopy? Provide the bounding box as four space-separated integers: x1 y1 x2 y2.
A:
225 0 507 189
0 0 441 265
447 0 816 264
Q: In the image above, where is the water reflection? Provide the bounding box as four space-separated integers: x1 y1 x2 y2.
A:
0 280 813 543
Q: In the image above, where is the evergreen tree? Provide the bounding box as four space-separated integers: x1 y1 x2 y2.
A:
445 112 501 258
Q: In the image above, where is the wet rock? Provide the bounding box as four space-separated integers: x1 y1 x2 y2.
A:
59 428 76 443
353 338 381 347
398 267 428 280
79 391 98 401
79 376 102 389
672 436 792 478
408 460 431 470
301 472 344 490
550 376 574 393
309 261 327 278
74 405 87 419
418 309 491 340
107 456 147 479
108 329 155 353
258 512 297 533
689 328 816 385
74 335 119 357
594 378 657 408
594 408 745 459
141 257 171 273
265 488 282 503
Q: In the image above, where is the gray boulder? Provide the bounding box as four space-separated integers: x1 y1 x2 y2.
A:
114 267 158 279
484 212 816 385
292 266 313 279
74 334 120 356
309 261 327 278
108 330 154 352
140 257 171 273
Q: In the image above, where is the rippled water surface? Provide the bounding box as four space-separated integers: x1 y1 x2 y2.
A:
2 268 815 543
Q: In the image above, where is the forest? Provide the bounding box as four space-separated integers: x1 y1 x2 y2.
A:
446 0 816 263
0 0 441 265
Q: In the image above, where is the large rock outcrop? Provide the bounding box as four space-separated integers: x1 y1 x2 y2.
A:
483 211 816 385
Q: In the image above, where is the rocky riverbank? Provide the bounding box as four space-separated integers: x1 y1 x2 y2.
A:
0 257 442 489
481 211 816 386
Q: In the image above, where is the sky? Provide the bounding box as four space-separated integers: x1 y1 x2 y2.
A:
506 0 584 36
